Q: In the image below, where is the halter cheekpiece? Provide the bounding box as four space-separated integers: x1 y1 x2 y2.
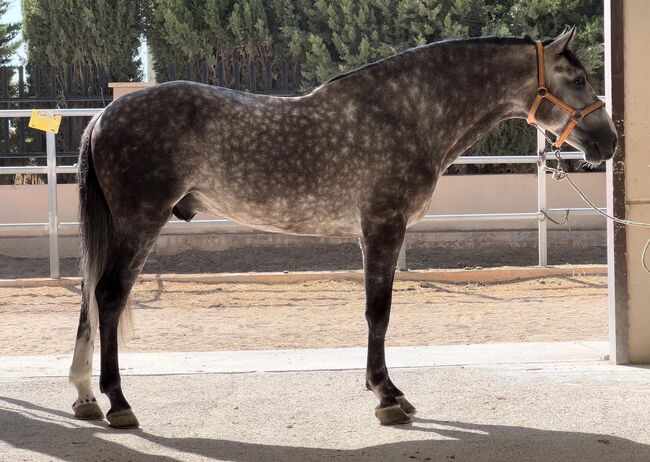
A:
527 41 605 150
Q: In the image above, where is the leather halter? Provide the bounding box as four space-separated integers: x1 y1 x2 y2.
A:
527 41 605 150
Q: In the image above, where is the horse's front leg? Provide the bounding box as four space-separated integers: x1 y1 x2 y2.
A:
361 217 416 425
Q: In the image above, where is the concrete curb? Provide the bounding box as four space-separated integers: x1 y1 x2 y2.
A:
0 341 609 379
0 264 606 288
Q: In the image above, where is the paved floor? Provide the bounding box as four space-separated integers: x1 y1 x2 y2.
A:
1 342 650 462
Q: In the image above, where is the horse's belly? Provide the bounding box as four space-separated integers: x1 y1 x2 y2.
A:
194 191 362 237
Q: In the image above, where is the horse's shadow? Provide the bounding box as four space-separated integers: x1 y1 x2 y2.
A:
1 396 648 462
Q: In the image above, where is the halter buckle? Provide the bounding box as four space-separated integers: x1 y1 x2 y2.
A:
570 111 584 122
537 87 548 97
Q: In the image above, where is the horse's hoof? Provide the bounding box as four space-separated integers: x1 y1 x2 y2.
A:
397 395 416 414
107 408 139 429
73 401 104 420
375 404 411 425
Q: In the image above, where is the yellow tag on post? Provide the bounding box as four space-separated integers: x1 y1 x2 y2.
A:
28 109 62 134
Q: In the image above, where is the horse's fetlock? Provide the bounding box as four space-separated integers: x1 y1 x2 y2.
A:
99 380 121 396
366 372 388 389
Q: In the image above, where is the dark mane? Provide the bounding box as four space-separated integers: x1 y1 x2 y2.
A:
322 35 535 86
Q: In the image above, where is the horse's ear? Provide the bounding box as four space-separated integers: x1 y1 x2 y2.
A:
545 27 577 55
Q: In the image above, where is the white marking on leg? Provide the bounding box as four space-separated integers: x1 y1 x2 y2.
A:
69 329 96 406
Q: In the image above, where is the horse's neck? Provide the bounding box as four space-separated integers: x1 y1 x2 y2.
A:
417 41 537 164
338 40 538 165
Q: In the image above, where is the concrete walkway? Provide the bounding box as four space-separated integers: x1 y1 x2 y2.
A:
1 342 650 461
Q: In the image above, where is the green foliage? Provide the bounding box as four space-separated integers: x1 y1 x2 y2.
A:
0 1 24 181
22 0 145 96
145 1 602 92
0 0 19 66
146 0 289 82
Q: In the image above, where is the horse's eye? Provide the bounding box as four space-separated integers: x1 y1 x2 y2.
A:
573 77 586 86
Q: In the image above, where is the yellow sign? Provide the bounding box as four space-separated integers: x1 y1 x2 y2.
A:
28 109 62 134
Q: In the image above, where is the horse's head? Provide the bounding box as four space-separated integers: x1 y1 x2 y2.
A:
530 28 617 164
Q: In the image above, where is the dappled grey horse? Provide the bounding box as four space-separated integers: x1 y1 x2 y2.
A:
69 28 616 428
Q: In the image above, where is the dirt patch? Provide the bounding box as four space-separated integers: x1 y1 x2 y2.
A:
0 275 607 356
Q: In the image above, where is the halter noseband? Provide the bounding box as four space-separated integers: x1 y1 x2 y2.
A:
527 41 605 150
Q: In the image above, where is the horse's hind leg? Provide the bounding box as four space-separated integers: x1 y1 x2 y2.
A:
361 217 415 425
69 280 103 420
96 224 165 429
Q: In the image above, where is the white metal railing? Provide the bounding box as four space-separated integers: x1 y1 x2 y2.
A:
0 108 606 278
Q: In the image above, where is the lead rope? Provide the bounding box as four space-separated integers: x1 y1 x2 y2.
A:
534 126 650 273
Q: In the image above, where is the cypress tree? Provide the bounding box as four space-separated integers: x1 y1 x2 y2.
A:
23 0 145 98
0 0 19 67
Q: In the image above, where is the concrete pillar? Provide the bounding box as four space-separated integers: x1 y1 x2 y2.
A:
108 82 155 100
607 0 650 363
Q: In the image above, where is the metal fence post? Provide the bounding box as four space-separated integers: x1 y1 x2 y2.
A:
536 130 548 267
397 240 407 271
46 114 60 279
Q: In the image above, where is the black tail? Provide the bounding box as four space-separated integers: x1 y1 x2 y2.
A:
77 114 113 331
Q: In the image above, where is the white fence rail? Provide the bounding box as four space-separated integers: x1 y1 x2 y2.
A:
0 108 606 278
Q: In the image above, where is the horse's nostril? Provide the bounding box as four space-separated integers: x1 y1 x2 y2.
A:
613 137 618 151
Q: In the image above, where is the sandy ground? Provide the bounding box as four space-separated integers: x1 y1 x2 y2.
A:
0 275 607 356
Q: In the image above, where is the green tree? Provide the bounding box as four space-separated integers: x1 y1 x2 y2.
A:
0 0 19 67
146 0 286 83
0 0 19 179
23 0 145 98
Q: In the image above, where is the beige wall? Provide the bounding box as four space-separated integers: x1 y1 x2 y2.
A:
0 173 606 238
623 0 650 363
108 82 155 100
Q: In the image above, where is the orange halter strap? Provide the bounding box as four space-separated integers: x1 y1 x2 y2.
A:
527 41 605 150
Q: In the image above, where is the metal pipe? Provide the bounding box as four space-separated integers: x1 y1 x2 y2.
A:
163 219 243 228
453 155 539 164
0 152 588 176
0 223 49 230
46 126 60 278
0 108 102 118
0 166 48 174
421 212 541 222
0 154 587 180
546 207 607 216
397 241 407 271
59 219 246 230
537 130 548 267
451 153 584 164
56 165 78 174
